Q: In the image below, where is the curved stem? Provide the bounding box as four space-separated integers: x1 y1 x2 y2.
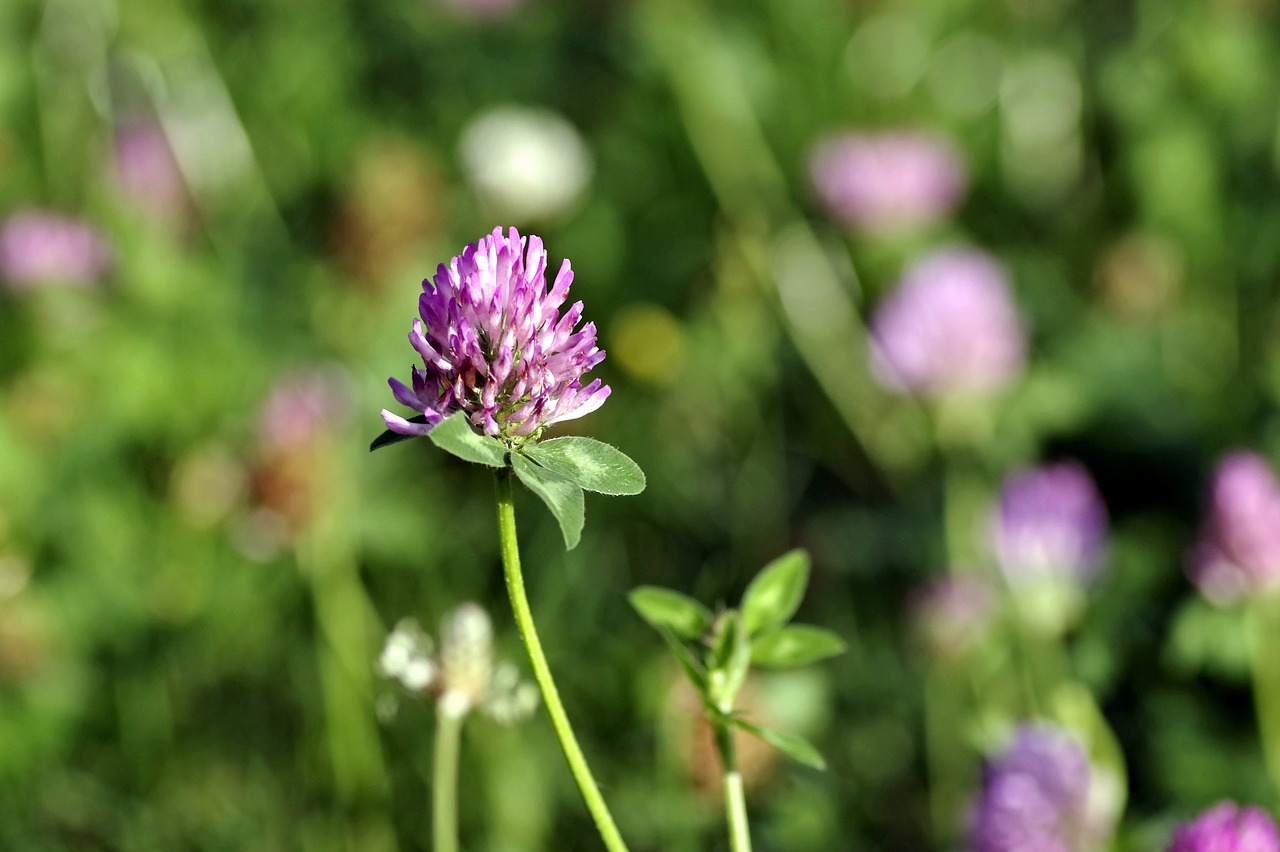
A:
433 710 463 852
716 725 752 852
494 468 629 852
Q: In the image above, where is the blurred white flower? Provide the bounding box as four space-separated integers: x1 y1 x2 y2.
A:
458 106 593 224
378 618 437 692
378 605 538 723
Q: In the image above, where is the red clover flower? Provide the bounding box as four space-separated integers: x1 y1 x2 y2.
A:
809 129 967 233
1189 452 1280 605
381 227 610 447
991 462 1108 587
909 575 996 660
968 724 1104 852
1169 802 1280 852
868 247 1025 398
0 209 113 290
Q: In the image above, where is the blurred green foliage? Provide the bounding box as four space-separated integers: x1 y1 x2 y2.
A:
3 0 1280 848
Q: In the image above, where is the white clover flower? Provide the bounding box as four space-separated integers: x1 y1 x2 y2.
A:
378 619 437 692
377 605 538 724
458 107 593 224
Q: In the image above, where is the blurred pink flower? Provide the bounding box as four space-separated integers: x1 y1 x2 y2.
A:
0 210 112 289
258 369 354 455
1190 452 1280 605
868 247 1026 397
113 117 188 225
1169 801 1280 852
909 575 995 659
810 130 966 233
253 368 355 536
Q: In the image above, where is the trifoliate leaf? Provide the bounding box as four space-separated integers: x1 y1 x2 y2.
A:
427 412 508 467
512 453 584 549
523 437 646 495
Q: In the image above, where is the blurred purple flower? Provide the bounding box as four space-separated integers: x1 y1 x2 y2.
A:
259 369 353 455
992 462 1108 586
968 724 1099 852
0 210 112 289
381 226 609 444
869 247 1026 397
910 575 995 659
809 130 966 233
113 117 188 224
1190 452 1280 605
1169 802 1280 852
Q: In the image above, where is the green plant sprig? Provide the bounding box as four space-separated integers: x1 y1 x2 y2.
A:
630 550 846 852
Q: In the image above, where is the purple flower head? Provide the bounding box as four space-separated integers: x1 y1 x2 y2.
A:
381 227 610 445
0 210 112 290
1169 802 1280 852
909 575 996 659
809 130 966 233
113 117 188 224
1190 453 1280 605
869 248 1026 397
968 724 1098 852
992 462 1108 586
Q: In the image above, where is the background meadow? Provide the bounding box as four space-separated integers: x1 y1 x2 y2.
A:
3 0 1280 848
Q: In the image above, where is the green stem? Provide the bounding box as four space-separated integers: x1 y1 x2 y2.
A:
716 725 752 852
1249 594 1280 803
433 710 463 852
494 468 629 852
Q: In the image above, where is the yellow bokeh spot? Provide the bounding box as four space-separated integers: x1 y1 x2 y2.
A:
609 304 687 387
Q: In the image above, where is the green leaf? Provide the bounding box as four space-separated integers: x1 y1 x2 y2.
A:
750 625 846 668
731 718 826 770
523 437 646 495
741 549 810 635
629 586 714 641
512 453 584 549
426 412 508 467
370 415 431 452
708 612 751 712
